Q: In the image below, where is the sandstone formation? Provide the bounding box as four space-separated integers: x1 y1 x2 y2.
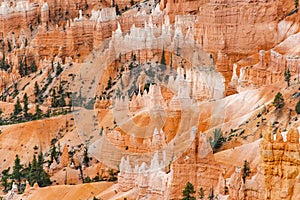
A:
118 132 225 199
0 0 300 199
260 127 300 200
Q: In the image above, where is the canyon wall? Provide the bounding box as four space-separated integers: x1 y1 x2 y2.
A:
260 127 300 200
238 30 300 87
117 132 225 199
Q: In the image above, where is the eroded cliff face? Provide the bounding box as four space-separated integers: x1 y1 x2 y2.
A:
237 27 300 88
260 128 300 200
0 0 300 199
162 0 295 94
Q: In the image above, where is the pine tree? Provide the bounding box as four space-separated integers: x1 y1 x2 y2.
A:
37 152 51 187
159 49 167 72
208 186 214 200
284 68 291 87
35 104 42 119
108 169 117 181
58 96 66 107
209 128 224 152
23 93 29 118
18 60 24 77
29 155 38 186
50 144 57 164
83 147 89 167
51 89 58 107
24 58 28 76
27 152 51 187
56 62 63 77
106 77 112 90
34 81 40 103
7 40 12 52
14 97 22 116
273 92 284 109
160 48 166 66
12 155 23 189
242 160 251 183
130 0 135 6
295 99 300 114
30 60 37 73
182 182 196 200
1 167 11 192
115 4 120 15
199 187 205 199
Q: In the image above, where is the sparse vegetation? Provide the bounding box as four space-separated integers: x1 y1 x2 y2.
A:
242 160 251 183
296 99 300 114
1 153 52 194
208 186 214 200
199 187 205 199
115 4 121 15
182 182 196 200
83 147 90 167
284 68 291 87
273 92 284 109
209 128 226 152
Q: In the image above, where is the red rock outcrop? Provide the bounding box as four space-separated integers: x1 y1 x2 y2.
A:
169 133 225 199
260 127 300 200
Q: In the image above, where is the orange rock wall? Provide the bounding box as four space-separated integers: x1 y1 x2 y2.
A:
260 128 300 200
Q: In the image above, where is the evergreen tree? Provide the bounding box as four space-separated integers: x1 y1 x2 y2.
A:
29 155 38 186
50 144 57 164
170 54 173 69
24 59 28 76
35 104 42 119
284 68 291 87
51 88 58 107
208 186 214 200
242 160 251 183
13 82 18 98
56 62 63 77
29 152 51 187
130 0 135 6
106 77 112 90
34 81 40 103
83 147 89 167
23 93 29 118
209 128 225 152
7 40 12 52
12 155 23 189
295 99 300 114
108 169 117 181
0 54 10 71
182 182 196 200
30 60 37 73
47 72 52 84
199 187 205 199
58 96 66 107
273 92 284 109
14 97 22 116
37 152 51 187
115 4 121 15
58 82 63 95
18 60 24 77
160 48 166 66
159 49 167 72
1 167 11 192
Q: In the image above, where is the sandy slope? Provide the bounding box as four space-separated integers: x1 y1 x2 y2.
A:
17 182 114 200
